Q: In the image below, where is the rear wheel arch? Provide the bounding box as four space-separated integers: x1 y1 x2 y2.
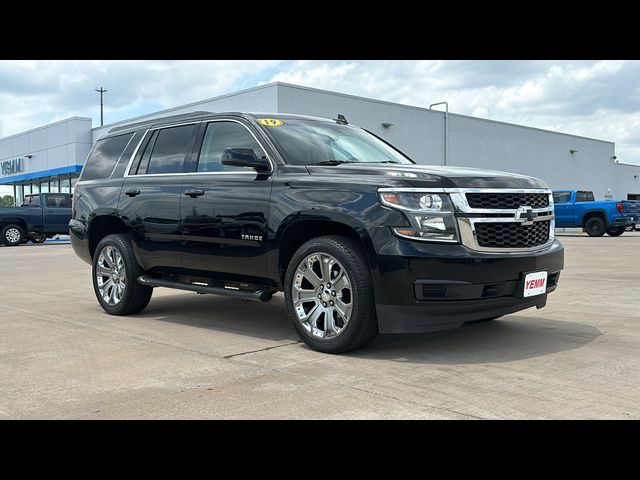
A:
581 210 607 228
88 215 129 259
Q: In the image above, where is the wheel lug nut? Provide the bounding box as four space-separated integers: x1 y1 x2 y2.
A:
327 283 331 288
331 291 336 296
330 301 334 306
319 284 323 289
323 302 327 307
318 294 322 299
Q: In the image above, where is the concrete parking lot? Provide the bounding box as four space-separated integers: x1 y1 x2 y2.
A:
1 233 639 419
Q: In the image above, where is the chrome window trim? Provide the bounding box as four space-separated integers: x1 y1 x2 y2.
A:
123 128 151 178
122 119 275 178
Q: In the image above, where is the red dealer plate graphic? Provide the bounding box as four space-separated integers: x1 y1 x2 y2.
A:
523 271 548 297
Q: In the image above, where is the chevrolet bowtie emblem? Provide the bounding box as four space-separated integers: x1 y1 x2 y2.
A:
514 206 537 225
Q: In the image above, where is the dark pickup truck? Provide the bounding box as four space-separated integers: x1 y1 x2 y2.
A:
0 193 72 246
70 111 564 353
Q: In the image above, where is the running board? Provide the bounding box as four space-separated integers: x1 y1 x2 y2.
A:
137 275 272 302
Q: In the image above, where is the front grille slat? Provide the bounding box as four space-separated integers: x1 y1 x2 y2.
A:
475 221 550 249
466 192 549 209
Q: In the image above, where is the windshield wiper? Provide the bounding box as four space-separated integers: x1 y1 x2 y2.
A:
308 160 358 166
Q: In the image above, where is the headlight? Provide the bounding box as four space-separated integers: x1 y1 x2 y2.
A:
378 189 459 243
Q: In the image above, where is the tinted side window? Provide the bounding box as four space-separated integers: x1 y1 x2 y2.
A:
81 133 134 180
553 192 571 204
576 191 595 202
22 195 40 207
45 194 72 208
197 122 262 173
145 125 195 175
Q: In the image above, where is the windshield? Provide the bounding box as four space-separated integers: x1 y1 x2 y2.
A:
260 118 414 166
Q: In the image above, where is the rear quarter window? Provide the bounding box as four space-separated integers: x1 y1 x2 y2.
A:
81 133 134 181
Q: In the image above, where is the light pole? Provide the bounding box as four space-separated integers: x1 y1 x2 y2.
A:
96 87 108 126
430 101 449 166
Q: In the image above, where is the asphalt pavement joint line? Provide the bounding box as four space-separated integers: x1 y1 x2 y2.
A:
223 341 303 359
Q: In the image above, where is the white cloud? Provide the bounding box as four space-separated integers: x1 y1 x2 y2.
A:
1 59 639 167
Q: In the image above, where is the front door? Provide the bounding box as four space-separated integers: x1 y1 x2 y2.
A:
553 191 573 227
180 120 273 283
118 123 198 271
42 193 73 232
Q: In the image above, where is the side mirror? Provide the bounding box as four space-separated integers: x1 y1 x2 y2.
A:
222 148 270 173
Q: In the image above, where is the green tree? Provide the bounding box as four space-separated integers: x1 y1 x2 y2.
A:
1 195 15 206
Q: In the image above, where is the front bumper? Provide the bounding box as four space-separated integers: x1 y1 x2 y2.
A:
369 234 564 334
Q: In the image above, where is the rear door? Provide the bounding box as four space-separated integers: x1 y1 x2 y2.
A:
179 119 273 282
553 191 573 227
42 194 72 233
118 122 198 271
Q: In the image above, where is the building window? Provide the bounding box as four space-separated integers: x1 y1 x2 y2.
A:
60 176 71 194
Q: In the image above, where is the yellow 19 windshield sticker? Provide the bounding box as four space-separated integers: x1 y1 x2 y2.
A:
259 118 283 127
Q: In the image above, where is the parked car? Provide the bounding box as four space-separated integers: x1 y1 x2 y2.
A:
70 111 564 353
0 193 72 246
552 190 639 236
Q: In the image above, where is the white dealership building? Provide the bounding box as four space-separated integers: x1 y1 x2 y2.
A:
1 82 639 203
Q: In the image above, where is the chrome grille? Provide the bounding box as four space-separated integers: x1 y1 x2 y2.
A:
475 221 551 249
466 192 549 209
448 188 555 253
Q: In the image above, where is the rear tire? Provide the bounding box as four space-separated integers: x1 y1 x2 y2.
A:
30 233 47 243
284 235 378 354
1 224 25 246
606 227 624 237
584 217 606 237
92 233 153 315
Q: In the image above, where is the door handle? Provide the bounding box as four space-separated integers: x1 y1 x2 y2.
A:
125 188 141 197
184 189 205 198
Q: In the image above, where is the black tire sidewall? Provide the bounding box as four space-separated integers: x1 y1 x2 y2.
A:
585 217 606 237
606 227 624 237
1 224 25 246
92 234 151 315
284 236 377 353
31 234 47 243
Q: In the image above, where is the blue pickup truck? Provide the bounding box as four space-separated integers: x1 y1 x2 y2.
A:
553 190 640 236
0 193 72 246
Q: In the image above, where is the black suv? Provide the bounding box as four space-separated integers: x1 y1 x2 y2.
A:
70 111 564 353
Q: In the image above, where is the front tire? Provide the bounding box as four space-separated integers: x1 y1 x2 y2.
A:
1 224 25 246
284 235 378 354
92 233 153 315
584 217 606 237
606 227 624 237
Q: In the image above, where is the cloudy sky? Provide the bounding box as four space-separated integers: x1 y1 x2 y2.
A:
1 60 639 167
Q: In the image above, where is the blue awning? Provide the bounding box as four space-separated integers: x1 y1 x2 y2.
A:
0 165 83 184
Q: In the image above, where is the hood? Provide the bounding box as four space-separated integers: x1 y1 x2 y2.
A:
305 163 549 189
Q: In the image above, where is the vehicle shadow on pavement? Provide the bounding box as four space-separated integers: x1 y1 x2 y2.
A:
132 292 298 342
135 292 601 364
352 317 602 364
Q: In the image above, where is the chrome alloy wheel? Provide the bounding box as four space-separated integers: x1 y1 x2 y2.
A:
96 245 127 305
5 228 21 243
292 252 353 340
